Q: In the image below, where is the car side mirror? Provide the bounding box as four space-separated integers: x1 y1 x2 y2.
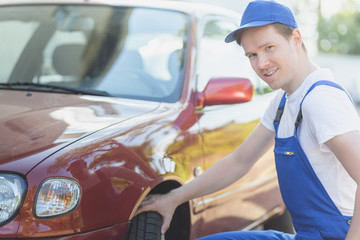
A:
196 77 253 108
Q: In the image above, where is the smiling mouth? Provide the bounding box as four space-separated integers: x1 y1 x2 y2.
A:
264 68 278 77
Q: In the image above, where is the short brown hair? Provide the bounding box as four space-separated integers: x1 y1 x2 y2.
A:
234 23 306 51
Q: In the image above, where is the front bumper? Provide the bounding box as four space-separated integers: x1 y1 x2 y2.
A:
0 220 130 239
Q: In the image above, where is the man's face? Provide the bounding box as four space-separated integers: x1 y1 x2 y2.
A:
241 24 299 92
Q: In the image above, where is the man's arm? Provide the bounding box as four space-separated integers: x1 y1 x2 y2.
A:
326 130 360 240
136 123 275 234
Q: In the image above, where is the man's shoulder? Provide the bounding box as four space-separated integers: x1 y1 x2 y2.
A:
301 81 355 120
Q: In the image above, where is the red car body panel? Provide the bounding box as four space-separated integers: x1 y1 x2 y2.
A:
0 90 160 174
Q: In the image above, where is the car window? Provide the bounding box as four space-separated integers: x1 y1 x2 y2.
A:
0 21 38 83
197 18 270 95
0 5 189 102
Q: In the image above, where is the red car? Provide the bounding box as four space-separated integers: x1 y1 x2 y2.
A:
0 0 292 239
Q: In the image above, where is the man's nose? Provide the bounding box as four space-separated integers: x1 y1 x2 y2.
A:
257 54 270 69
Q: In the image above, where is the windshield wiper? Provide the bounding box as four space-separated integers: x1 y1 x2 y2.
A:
0 82 111 97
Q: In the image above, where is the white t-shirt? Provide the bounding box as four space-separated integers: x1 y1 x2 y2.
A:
261 68 360 216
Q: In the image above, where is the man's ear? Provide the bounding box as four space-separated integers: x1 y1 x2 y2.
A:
291 29 302 50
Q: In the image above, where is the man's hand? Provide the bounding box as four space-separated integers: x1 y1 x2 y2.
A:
134 192 179 235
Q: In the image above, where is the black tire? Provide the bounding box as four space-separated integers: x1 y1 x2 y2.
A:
125 211 163 240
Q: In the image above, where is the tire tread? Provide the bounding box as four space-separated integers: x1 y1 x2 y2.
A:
125 211 163 240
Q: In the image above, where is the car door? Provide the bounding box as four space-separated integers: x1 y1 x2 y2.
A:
194 16 282 237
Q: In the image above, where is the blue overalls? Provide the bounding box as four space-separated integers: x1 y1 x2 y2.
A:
197 81 353 240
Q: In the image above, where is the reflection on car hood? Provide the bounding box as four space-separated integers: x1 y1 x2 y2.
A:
0 91 159 174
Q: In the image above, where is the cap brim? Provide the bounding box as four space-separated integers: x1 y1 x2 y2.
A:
224 20 275 43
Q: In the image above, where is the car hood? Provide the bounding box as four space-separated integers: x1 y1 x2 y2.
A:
0 90 160 174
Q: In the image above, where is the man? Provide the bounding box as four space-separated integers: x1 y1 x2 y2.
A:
136 1 360 239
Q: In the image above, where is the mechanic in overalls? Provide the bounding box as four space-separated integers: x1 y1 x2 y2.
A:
136 1 360 239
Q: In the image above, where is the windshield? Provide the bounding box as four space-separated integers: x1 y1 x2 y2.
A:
0 5 189 102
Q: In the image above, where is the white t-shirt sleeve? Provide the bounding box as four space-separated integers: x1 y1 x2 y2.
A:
260 90 285 132
302 86 360 151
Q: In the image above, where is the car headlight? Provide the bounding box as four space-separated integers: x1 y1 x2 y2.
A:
35 178 80 218
0 174 27 225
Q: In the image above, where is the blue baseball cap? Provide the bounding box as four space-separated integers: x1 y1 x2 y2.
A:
225 0 298 43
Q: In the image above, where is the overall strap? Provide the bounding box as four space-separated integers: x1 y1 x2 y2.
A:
295 80 354 131
273 92 287 136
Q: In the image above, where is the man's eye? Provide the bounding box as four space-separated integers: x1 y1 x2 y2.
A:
248 53 257 59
